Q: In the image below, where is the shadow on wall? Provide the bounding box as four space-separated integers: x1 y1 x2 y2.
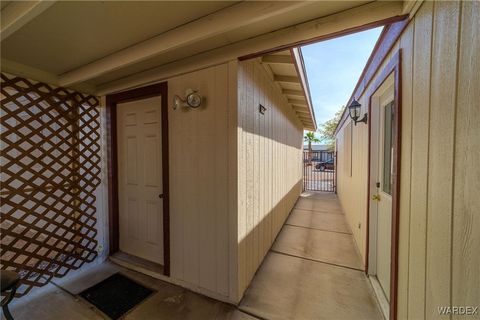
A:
237 179 303 299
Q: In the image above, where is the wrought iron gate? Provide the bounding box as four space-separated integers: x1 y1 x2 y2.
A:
303 150 336 192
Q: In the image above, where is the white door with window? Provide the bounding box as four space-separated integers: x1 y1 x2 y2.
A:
369 77 394 305
117 96 164 265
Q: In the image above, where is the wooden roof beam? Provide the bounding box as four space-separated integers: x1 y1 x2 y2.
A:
293 105 309 111
282 89 304 97
274 75 300 84
1 1 55 41
261 55 294 64
293 104 308 110
98 1 404 95
288 99 307 106
298 114 312 120
58 1 310 87
300 117 313 122
297 112 311 118
295 109 310 115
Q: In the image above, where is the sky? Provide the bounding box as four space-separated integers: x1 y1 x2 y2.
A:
301 27 383 139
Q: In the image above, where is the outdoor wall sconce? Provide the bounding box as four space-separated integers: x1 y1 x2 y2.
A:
173 89 203 110
348 98 368 125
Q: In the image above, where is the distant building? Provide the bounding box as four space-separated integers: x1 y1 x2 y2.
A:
303 145 333 161
303 144 331 151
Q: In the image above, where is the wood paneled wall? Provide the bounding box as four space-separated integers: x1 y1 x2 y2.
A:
102 59 302 303
237 59 303 299
336 1 479 318
168 63 237 302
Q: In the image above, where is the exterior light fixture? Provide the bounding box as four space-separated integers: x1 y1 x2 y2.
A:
173 89 203 110
348 98 367 125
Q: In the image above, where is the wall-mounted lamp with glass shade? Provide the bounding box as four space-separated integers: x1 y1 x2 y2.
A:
348 98 368 125
173 89 203 110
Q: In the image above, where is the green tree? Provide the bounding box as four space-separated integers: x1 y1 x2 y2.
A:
304 131 320 163
318 106 344 150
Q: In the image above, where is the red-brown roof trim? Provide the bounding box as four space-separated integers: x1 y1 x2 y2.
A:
238 14 409 61
334 17 409 135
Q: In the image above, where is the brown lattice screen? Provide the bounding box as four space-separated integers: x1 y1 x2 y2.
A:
0 73 101 296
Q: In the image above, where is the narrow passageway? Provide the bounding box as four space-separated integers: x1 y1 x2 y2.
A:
6 192 383 320
239 192 383 320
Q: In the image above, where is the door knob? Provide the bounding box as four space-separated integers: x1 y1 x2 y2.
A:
158 194 164 199
372 194 381 201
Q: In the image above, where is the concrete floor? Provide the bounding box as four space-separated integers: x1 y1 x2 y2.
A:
4 192 381 320
239 192 383 320
4 262 256 320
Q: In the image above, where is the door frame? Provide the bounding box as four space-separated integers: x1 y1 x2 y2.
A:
365 50 401 320
105 83 170 276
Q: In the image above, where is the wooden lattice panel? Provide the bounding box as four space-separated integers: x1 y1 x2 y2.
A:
0 73 101 296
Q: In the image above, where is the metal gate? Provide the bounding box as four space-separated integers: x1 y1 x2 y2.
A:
303 150 336 192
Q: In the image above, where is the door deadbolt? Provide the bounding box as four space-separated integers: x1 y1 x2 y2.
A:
158 194 164 199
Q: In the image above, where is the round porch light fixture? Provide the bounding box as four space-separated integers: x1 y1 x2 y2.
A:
348 98 367 125
173 89 203 110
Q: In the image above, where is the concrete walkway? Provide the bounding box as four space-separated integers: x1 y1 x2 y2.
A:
239 191 383 320
4 261 255 320
5 192 381 320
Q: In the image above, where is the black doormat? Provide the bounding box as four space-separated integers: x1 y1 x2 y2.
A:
79 273 154 319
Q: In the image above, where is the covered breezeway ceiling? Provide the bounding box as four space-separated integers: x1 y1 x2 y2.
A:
0 1 405 90
1 1 239 74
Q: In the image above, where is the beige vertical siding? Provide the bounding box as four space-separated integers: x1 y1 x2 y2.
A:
168 63 237 302
336 109 369 260
237 59 303 300
336 1 480 318
452 0 480 313
132 58 303 303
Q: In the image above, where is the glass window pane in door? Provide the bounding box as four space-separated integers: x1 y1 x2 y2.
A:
382 102 394 195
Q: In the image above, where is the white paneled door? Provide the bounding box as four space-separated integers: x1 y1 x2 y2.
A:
369 79 394 303
117 96 164 265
